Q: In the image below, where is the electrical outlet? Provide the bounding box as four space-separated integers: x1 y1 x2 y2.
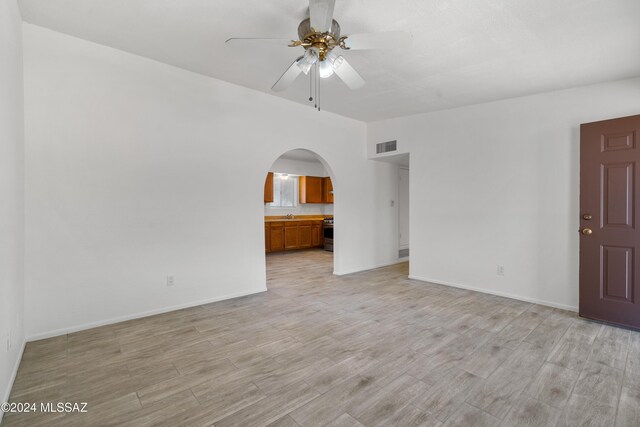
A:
497 265 505 276
166 276 175 287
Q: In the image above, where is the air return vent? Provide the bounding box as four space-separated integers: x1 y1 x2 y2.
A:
376 140 397 154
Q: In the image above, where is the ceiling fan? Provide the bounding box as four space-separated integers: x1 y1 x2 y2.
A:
226 0 412 110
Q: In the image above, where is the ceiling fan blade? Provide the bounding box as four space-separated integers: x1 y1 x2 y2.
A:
272 58 304 92
309 0 336 32
342 31 413 50
225 38 292 47
333 56 365 90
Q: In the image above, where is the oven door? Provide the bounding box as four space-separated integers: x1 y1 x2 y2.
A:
323 224 333 251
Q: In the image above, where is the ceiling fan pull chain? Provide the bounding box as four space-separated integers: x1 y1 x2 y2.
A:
317 61 321 111
309 66 313 102
319 62 322 111
315 62 319 109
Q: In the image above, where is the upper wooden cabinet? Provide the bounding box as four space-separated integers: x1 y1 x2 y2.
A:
264 172 274 203
322 177 333 204
299 176 323 204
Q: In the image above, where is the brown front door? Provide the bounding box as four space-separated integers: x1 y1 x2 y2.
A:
580 114 640 329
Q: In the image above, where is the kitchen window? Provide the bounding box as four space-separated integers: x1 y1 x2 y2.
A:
270 173 298 208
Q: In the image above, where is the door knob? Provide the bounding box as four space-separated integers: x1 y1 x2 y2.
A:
580 228 593 235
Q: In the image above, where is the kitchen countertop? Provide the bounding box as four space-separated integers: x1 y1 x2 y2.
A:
264 215 330 222
265 218 325 222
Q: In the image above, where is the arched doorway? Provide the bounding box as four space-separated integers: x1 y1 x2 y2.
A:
261 149 336 285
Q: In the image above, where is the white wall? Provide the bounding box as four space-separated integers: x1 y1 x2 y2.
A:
0 0 25 415
368 77 640 310
264 157 332 216
23 24 399 339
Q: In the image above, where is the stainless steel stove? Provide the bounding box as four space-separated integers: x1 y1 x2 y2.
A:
323 218 333 252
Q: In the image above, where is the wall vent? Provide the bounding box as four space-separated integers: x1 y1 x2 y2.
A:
376 140 397 154
399 248 409 258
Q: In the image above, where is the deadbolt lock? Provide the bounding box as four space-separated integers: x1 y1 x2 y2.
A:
580 228 593 235
582 214 593 220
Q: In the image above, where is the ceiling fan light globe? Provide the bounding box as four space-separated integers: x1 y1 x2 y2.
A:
296 60 312 75
319 60 334 78
325 49 339 66
296 49 318 74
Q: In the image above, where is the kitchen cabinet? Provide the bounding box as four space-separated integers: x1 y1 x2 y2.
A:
264 172 274 203
299 176 323 203
265 224 270 252
299 224 312 247
322 177 333 204
269 221 284 252
265 219 323 252
284 224 299 249
299 176 333 204
312 223 322 246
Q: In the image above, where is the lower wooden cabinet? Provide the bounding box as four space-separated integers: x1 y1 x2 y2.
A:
312 223 321 246
266 220 323 252
299 225 312 247
284 224 299 249
269 223 285 252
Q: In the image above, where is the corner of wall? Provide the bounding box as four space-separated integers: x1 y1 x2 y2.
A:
1 339 26 416
0 0 26 415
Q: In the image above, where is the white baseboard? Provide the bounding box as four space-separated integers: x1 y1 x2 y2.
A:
408 275 578 312
26 288 267 342
334 259 409 276
1 338 26 423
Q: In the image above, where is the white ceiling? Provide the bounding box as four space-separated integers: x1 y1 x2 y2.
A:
19 0 640 122
279 149 323 163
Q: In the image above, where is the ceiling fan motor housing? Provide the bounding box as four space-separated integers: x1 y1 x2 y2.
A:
297 18 341 60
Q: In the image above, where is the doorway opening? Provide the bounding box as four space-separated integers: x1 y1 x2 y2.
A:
371 152 410 272
262 149 336 281
398 165 410 260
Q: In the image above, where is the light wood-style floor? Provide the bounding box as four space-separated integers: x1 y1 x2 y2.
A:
4 250 640 426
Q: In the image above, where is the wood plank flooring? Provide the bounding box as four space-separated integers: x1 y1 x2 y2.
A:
4 250 640 426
